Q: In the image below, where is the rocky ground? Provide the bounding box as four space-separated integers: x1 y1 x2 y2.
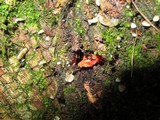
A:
0 0 160 120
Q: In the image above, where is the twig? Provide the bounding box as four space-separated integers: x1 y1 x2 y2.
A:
131 0 160 32
131 37 137 78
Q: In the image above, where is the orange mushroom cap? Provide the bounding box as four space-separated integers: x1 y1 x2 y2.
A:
78 54 102 68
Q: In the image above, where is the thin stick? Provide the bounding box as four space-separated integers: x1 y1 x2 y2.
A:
131 37 137 78
131 0 160 32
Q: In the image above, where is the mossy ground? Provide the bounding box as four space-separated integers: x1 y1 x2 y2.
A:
0 0 160 120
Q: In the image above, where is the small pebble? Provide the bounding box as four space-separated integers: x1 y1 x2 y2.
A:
142 21 150 27
130 22 137 29
153 15 159 22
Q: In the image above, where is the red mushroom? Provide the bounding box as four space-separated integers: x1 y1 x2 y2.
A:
78 54 102 68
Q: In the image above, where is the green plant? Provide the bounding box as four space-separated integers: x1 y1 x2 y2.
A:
74 18 85 36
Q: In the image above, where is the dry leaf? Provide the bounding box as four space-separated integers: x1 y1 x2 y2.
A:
84 81 104 109
84 81 98 104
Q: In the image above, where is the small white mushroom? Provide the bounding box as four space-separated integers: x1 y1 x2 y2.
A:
117 44 121 48
153 15 159 22
54 116 60 120
118 84 126 92
116 36 121 40
38 60 46 66
88 16 98 25
15 18 25 23
130 22 137 29
95 0 100 6
142 21 150 27
57 61 61 65
97 13 119 27
17 48 28 60
65 72 74 83
115 78 121 82
38 29 44 34
86 0 89 4
45 36 52 41
131 32 137 37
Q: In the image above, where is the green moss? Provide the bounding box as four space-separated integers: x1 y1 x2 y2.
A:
63 84 76 95
74 18 85 37
154 33 160 51
17 0 41 28
125 43 157 69
100 25 129 61
104 78 113 87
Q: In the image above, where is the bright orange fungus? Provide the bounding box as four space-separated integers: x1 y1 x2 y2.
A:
78 54 102 68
